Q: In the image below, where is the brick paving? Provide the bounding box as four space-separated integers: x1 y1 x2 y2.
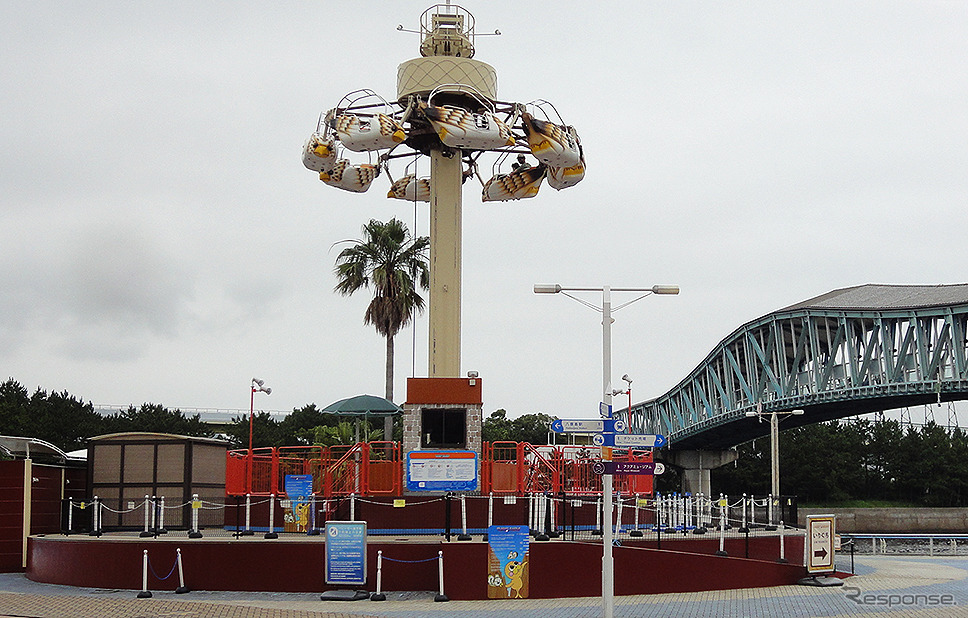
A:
4 556 968 617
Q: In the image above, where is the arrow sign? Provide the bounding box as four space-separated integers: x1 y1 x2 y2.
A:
550 418 626 434
599 433 667 448
814 547 828 560
601 461 666 475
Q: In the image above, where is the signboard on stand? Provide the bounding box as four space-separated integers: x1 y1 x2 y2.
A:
805 514 836 574
406 450 479 492
324 521 367 586
284 474 313 533
486 525 530 598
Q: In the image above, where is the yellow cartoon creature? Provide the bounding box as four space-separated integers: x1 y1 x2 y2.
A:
504 560 526 598
294 502 310 532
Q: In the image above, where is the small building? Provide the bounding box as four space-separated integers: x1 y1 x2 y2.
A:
87 432 229 529
0 436 87 572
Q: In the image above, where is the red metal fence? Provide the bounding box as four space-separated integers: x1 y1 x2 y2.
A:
226 442 653 497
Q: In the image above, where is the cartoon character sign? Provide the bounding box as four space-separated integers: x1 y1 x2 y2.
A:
486 525 530 599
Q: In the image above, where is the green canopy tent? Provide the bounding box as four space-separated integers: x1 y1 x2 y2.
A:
321 394 402 442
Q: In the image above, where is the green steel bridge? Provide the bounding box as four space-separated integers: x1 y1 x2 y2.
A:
627 284 968 450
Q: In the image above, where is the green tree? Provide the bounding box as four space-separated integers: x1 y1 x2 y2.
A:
482 409 557 444
482 409 514 442
333 218 430 439
0 379 31 438
106 403 214 438
279 404 341 445
223 412 286 449
311 420 381 446
0 379 108 453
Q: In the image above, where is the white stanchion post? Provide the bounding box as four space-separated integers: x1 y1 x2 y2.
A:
751 496 758 528
140 495 152 537
350 493 356 521
158 496 167 534
265 493 278 539
631 494 642 537
175 547 190 593
434 550 449 602
94 496 102 536
308 494 319 535
740 493 748 531
137 549 152 598
595 497 602 535
483 493 493 540
686 493 693 529
244 493 253 535
529 494 536 534
67 500 74 534
189 493 203 538
615 493 624 536
768 494 774 526
778 520 787 563
371 550 385 601
150 496 158 532
458 494 471 540
716 497 727 556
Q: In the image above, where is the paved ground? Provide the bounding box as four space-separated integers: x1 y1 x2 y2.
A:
3 556 968 617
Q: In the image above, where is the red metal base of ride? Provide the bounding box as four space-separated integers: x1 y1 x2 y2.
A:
27 534 809 600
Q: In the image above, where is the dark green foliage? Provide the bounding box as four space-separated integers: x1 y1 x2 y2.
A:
0 378 107 452
712 418 968 507
103 403 214 438
482 409 557 445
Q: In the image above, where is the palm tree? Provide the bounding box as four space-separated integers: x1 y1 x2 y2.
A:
334 218 430 438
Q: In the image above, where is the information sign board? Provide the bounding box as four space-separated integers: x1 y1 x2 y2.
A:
406 450 479 492
486 525 530 598
550 418 626 434
598 433 667 448
325 521 366 585
805 514 836 574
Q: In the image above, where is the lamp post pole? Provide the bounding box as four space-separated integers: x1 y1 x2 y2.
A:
746 406 803 499
601 286 614 618
534 283 678 618
249 378 271 493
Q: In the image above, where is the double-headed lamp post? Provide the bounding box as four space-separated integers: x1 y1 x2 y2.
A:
249 378 272 491
534 283 678 618
745 405 804 498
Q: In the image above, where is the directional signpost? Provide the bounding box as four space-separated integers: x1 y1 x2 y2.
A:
602 461 665 475
602 433 667 449
800 514 843 586
551 409 666 475
550 418 626 434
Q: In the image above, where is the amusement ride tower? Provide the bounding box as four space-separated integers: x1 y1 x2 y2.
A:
303 3 585 380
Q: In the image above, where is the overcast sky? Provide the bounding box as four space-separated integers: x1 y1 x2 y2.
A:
2 1 966 425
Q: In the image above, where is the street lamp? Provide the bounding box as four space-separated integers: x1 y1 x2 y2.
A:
611 374 633 431
745 405 804 498
534 283 678 618
249 378 271 492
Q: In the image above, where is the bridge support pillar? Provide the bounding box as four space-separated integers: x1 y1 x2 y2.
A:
666 450 738 495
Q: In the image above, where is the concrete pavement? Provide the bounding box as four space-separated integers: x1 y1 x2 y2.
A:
3 555 968 617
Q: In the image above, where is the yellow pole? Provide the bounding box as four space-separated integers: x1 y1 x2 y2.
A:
428 149 462 377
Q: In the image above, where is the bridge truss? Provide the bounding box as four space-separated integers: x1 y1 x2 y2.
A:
626 285 968 450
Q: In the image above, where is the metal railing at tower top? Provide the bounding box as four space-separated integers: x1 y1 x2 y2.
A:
225 441 655 498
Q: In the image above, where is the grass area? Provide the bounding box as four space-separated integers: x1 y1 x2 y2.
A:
800 499 921 509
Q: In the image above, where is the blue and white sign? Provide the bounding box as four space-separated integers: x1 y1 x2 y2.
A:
596 433 667 448
550 418 625 434
325 521 367 585
600 402 612 418
406 450 479 492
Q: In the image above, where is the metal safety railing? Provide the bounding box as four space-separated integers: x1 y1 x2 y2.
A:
226 441 654 498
